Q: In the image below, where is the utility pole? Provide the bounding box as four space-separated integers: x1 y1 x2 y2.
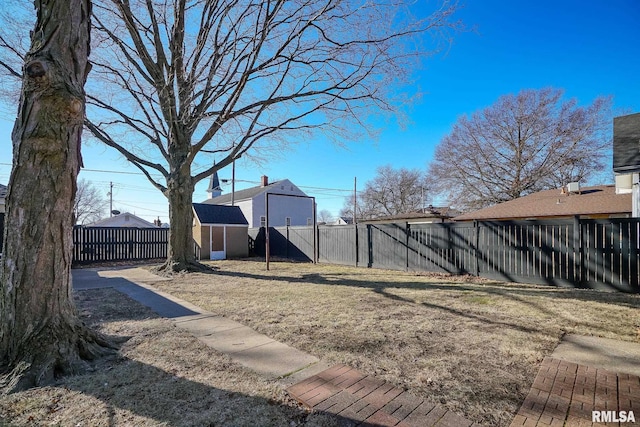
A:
108 181 113 217
353 177 357 224
231 159 236 206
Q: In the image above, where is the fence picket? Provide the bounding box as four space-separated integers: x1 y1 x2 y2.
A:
68 218 640 292
72 226 169 265
250 219 639 293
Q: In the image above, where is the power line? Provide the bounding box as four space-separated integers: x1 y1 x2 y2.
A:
116 201 167 215
1 162 363 196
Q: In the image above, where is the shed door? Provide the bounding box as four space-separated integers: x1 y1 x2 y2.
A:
210 226 226 260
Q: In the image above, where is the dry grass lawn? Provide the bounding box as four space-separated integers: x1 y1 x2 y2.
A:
2 260 638 426
0 287 340 427
145 259 640 426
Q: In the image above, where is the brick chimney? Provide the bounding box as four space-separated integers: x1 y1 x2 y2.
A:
261 175 269 187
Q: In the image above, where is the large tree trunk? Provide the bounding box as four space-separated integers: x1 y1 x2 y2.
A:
0 0 114 393
160 160 201 272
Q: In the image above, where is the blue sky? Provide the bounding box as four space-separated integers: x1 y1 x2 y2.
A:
1 0 639 223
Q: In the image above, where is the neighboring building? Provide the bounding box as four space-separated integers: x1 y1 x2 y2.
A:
359 207 460 225
203 173 314 228
192 203 249 260
454 184 632 221
328 216 353 226
86 212 160 228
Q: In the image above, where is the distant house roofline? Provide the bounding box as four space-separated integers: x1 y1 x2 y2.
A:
85 212 159 228
358 207 460 224
454 185 631 221
202 178 309 205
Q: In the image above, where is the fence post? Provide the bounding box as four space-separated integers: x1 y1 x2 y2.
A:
286 224 290 259
405 222 410 272
573 215 584 286
354 224 359 267
474 221 480 277
367 224 373 268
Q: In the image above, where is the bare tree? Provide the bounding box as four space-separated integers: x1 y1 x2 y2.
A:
318 209 333 223
75 179 107 224
0 0 114 392
427 88 612 211
1 0 461 271
341 165 427 220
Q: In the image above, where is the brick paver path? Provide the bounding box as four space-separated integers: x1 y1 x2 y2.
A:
286 364 478 427
510 357 640 427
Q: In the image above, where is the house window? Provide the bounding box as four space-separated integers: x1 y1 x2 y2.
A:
286 217 291 226
260 215 266 227
307 218 312 226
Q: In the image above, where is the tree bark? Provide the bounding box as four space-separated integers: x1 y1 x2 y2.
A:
0 0 114 393
162 163 199 272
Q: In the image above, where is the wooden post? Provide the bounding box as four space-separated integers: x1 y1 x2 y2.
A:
354 177 358 267
573 215 584 286
312 196 317 264
265 193 270 271
405 222 410 272
474 220 480 277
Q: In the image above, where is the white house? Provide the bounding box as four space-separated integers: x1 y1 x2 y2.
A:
202 174 314 228
86 212 160 228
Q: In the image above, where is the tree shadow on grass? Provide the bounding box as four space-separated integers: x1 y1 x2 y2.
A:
58 287 354 427
205 266 640 339
57 357 306 427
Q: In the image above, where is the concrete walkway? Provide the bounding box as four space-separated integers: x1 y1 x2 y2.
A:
72 267 326 381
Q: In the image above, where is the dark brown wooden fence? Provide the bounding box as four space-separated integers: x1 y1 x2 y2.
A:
72 226 168 264
250 218 640 293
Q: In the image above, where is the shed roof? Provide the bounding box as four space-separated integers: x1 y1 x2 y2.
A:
454 185 631 221
193 203 248 225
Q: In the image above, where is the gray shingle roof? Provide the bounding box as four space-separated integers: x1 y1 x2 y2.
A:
193 203 248 225
0 184 6 199
202 180 285 205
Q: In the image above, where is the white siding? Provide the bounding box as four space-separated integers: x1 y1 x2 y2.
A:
255 193 314 227
212 179 313 227
233 199 253 228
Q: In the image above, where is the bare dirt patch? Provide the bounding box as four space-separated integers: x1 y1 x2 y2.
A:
147 259 640 426
0 287 341 427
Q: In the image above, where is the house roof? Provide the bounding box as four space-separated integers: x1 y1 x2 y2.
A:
86 212 159 228
193 203 248 225
454 185 632 221
360 207 460 224
203 179 304 204
0 184 6 199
